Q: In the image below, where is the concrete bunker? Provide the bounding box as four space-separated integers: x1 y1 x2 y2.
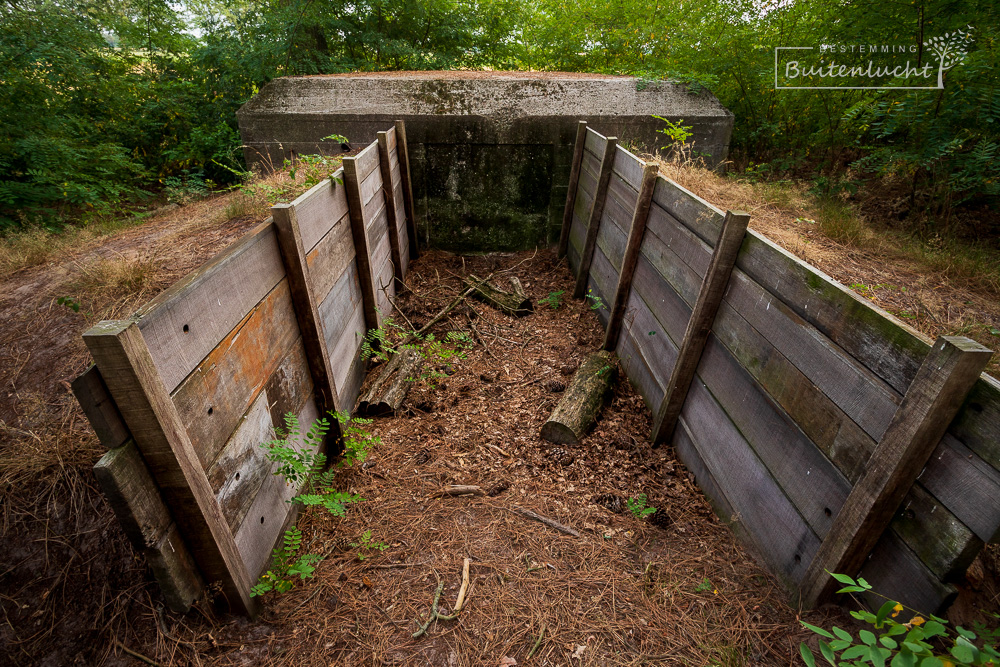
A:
237 72 734 251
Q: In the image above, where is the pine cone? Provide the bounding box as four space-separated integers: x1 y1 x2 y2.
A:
594 493 625 514
487 480 510 497
648 507 672 530
547 447 574 466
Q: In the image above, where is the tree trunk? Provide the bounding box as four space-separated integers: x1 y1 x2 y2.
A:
358 348 424 416
464 274 533 317
541 351 616 445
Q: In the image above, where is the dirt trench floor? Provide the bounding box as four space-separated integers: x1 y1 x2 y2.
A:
3 197 999 666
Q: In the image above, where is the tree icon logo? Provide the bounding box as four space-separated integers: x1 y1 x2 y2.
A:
924 26 974 89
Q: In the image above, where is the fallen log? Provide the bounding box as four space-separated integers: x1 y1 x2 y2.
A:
358 348 424 416
464 274 533 317
540 351 616 445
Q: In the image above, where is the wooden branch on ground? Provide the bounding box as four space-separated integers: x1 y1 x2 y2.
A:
432 485 485 498
464 274 533 317
510 506 581 537
357 348 424 417
541 351 616 445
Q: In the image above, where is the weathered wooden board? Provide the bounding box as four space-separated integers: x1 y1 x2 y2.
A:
619 287 679 390
612 146 645 190
616 324 663 410
367 209 390 266
606 174 639 226
587 273 610 329
393 120 419 263
673 416 737 524
584 128 609 158
306 211 355 305
578 167 599 201
144 522 205 613
360 160 384 207
652 177 725 246
595 205 629 273
289 170 349 253
364 195 388 238
679 378 821 584
73 365 130 450
338 345 366 410
354 142 381 184
319 260 365 358
889 483 982 581
949 375 1000 474
588 247 618 318
581 150 603 185
858 531 957 615
559 121 588 260
919 434 1000 543
136 222 285 393
642 207 709 302
696 334 850 537
94 440 173 549
171 279 299 469
235 392 319 579
567 242 582 277
374 254 395 319
330 300 367 397
207 390 278 532
573 136 618 299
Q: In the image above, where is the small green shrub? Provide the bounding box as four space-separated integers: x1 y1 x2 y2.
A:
350 529 389 561
539 290 565 309
627 493 657 519
334 411 379 467
250 526 323 596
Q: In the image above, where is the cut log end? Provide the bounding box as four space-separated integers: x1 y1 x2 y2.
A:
541 351 616 445
465 274 533 317
358 348 424 417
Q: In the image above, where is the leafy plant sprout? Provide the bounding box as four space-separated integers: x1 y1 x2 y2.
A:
627 493 657 519
350 529 389 561
539 290 565 309
586 288 606 312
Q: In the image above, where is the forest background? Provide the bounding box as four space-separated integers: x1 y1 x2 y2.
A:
1 0 998 246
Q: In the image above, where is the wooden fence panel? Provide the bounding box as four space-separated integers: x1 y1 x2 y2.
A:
289 171 350 253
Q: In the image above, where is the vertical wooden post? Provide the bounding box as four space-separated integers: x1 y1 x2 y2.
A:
342 155 380 332
650 210 751 443
800 336 992 608
84 320 257 616
271 203 344 424
394 120 419 261
602 162 659 351
573 136 618 299
376 131 404 288
558 121 588 259
72 365 130 450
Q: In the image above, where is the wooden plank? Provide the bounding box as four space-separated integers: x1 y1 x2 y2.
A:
595 204 629 272
342 155 380 332
652 177 725 246
364 188 387 232
650 211 750 443
366 204 389 253
616 324 663 410
588 247 617 317
331 300 367 396
136 222 285 393
145 522 205 613
586 272 610 330
681 377 820 585
360 159 384 208
645 200 711 280
606 175 639 231
207 391 277 532
394 120 419 262
737 229 929 396
319 261 364 361
305 211 355 305
577 167 599 202
573 136 618 298
94 440 173 550
84 320 257 615
288 170 350 253
919 434 1000 543
567 242 581 278
800 336 992 607
558 121 588 259
889 483 982 581
374 253 395 319
72 365 130 450
603 162 658 351
338 344 366 410
673 416 737 524
612 145 645 190
272 203 342 417
949 375 1000 472
631 253 689 347
616 289 677 407
584 127 608 157
354 141 380 183
399 240 411 280
568 213 587 257
859 531 958 615
235 393 319 578
385 125 397 152
171 279 299 469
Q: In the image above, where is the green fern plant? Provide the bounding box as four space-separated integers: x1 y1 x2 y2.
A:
627 494 657 519
250 526 323 596
334 411 379 467
539 290 565 309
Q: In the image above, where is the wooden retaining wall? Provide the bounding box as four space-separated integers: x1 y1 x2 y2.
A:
559 121 1000 614
72 123 418 615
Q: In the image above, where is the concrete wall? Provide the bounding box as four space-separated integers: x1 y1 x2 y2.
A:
238 72 734 251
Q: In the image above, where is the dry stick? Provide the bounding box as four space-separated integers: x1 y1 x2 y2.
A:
528 626 546 659
510 506 581 537
115 641 162 667
432 485 485 498
411 580 445 638
453 558 471 613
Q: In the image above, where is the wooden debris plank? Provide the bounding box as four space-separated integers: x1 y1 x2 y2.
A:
73 365 130 450
919 434 1000 543
948 375 1000 472
360 161 384 208
858 531 958 615
652 177 725 246
681 377 821 584
612 145 645 190
84 320 256 615
235 393 319 578
889 483 982 581
318 260 364 355
584 128 609 158
649 210 749 444
207 391 277 532
94 440 173 549
288 171 349 253
170 279 299 469
800 336 991 607
354 142 381 183
305 211 355 305
737 229 929 396
695 334 850 536
136 222 285 393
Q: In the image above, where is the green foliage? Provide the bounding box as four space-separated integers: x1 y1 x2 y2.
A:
333 411 379 467
694 577 713 593
586 288 606 312
261 412 331 487
627 493 657 519
539 290 565 309
652 115 694 149
250 526 323 596
361 318 474 385
800 573 1000 666
350 529 389 561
